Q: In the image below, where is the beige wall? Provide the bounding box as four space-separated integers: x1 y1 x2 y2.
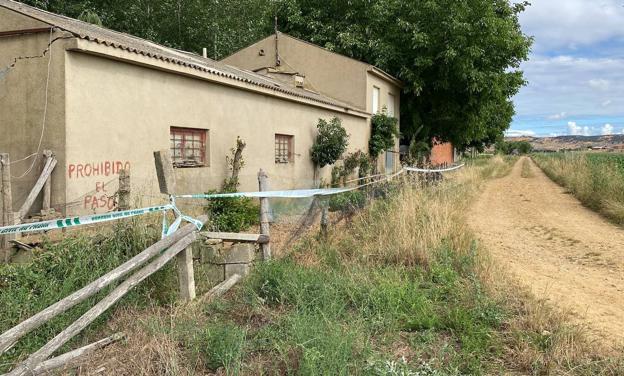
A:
0 23 68 217
64 50 370 215
223 34 369 110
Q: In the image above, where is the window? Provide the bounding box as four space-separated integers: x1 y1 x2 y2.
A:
170 127 208 167
275 134 294 163
387 93 395 117
372 86 380 113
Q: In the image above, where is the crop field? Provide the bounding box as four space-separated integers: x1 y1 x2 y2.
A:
532 152 624 224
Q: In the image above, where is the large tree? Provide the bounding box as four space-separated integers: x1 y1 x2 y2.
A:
272 0 532 148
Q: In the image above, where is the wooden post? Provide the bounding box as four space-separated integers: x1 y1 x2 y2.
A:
258 169 271 260
42 150 53 213
117 168 130 211
320 202 329 239
153 150 177 195
17 154 56 219
1 153 15 253
176 245 196 301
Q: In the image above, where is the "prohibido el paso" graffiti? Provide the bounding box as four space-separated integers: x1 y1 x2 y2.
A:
68 161 131 179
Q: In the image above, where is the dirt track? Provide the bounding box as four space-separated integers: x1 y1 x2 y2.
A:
469 157 624 348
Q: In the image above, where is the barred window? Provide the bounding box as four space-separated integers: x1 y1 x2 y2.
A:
275 134 293 164
170 127 208 167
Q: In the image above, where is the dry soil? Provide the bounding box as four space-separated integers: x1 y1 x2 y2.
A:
469 157 624 348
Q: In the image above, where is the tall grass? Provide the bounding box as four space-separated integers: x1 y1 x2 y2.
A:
533 152 624 224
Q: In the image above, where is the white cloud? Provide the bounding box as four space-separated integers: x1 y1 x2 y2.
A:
588 79 610 91
567 121 591 136
515 55 624 117
506 129 536 137
547 112 566 120
519 0 624 52
602 123 614 135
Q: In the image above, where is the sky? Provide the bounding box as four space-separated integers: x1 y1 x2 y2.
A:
509 0 624 137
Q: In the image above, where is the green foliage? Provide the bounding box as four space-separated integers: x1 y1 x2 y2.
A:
369 110 400 159
310 117 349 168
495 140 533 155
204 137 258 232
328 190 366 214
198 323 247 372
0 221 174 372
204 192 259 232
77 9 102 26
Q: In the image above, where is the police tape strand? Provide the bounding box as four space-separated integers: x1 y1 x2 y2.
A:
0 164 464 236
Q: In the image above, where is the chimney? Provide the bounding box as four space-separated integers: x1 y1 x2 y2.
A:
294 73 305 88
202 48 208 58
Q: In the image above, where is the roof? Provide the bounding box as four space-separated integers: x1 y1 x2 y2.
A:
0 0 361 112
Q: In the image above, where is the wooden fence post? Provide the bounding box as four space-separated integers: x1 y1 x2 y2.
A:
258 169 271 260
176 244 196 301
17 152 56 220
117 169 130 211
153 150 176 195
42 150 53 213
1 153 15 254
320 203 329 239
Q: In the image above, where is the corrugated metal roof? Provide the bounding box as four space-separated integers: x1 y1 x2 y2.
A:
0 0 360 111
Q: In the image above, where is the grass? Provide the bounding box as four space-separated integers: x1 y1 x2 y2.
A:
521 158 534 178
3 155 622 375
533 152 624 225
0 219 178 373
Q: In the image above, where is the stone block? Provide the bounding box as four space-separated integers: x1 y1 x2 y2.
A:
193 239 225 264
225 263 250 279
225 243 255 264
200 262 225 284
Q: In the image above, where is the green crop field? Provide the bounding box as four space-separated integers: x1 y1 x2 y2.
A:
586 153 624 173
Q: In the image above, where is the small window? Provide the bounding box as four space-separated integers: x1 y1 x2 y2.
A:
387 93 395 117
372 86 380 113
275 134 294 164
170 127 208 167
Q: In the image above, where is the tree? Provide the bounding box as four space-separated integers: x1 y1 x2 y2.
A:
273 0 532 149
369 110 399 159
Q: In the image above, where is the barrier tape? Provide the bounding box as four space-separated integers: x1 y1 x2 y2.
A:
0 205 172 236
0 164 462 236
404 164 465 173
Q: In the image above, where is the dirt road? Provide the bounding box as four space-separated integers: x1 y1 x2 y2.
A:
469 157 624 347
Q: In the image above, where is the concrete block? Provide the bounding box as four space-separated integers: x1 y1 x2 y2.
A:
225 243 255 264
200 262 225 284
225 263 250 279
193 239 225 264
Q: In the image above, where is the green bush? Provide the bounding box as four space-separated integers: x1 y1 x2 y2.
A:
204 192 259 232
310 117 349 168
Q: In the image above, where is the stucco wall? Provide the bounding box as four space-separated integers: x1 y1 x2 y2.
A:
223 34 369 110
0 26 68 217
64 51 370 215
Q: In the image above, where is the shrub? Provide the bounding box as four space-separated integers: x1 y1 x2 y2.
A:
328 190 366 214
369 110 399 159
310 117 349 168
204 193 259 232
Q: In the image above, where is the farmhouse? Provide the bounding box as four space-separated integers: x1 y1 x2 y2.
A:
224 33 459 167
0 0 402 218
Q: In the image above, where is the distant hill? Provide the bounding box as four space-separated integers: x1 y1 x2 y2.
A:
506 134 624 151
